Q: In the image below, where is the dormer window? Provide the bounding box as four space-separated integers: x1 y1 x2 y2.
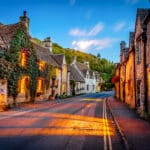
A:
137 41 141 63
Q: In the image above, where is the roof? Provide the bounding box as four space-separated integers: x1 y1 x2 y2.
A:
0 23 24 50
143 10 150 24
33 42 59 67
0 14 63 69
135 8 150 31
75 62 88 77
68 65 85 82
50 54 64 67
76 62 89 71
137 9 150 23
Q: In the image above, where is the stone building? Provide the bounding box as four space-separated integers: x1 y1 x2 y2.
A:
144 11 150 113
114 8 150 116
67 64 85 95
0 11 69 108
71 57 100 94
134 9 149 114
125 32 135 108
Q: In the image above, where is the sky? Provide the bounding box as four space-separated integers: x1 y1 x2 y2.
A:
0 0 149 62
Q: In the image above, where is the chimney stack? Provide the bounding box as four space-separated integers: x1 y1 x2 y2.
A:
20 10 30 33
84 61 89 69
43 37 52 53
120 41 126 51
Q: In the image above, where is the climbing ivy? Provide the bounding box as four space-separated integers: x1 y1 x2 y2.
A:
1 25 55 103
39 64 56 90
28 44 38 101
7 26 39 103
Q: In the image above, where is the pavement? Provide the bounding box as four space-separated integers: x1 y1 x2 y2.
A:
108 97 150 150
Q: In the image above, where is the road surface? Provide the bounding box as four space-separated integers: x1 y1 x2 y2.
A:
0 91 124 150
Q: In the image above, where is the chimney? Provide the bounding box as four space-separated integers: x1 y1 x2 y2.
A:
72 56 77 64
129 32 134 50
120 41 126 51
84 61 89 69
43 37 52 53
20 11 30 33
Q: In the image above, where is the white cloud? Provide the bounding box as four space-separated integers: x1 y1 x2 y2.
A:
69 0 76 6
69 23 104 37
114 22 126 32
69 29 86 36
88 23 104 36
72 38 116 52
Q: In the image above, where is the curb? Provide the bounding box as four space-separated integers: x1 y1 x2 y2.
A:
107 97 130 150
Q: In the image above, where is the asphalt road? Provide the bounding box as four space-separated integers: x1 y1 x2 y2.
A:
0 91 124 150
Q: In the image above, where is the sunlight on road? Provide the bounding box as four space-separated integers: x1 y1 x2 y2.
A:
81 98 103 102
0 112 115 137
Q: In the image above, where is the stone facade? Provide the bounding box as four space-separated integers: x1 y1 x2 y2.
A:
114 8 150 116
125 50 135 108
0 79 7 111
0 12 69 106
145 12 150 113
71 58 100 94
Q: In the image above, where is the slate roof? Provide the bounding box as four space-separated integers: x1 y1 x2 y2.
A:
0 23 24 50
135 8 150 30
136 9 150 23
143 10 150 24
68 65 85 82
0 21 61 68
32 43 59 67
76 62 89 71
74 62 97 79
50 54 64 67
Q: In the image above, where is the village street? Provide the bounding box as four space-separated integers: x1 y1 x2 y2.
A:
0 91 150 150
0 91 123 150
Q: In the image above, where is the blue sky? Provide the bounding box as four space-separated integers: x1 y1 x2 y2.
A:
0 0 149 62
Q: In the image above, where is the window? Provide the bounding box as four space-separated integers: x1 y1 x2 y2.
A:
38 61 45 70
137 41 141 63
87 85 89 91
37 78 44 94
93 85 95 90
20 52 27 67
20 48 29 67
18 76 29 94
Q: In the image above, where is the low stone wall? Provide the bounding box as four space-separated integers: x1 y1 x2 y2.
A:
0 79 8 111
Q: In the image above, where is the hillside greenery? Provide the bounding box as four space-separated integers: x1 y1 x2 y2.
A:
32 38 115 89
